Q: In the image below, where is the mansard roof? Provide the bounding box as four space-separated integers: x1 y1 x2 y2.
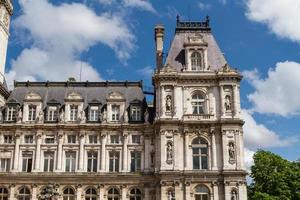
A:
7 81 146 108
165 16 227 71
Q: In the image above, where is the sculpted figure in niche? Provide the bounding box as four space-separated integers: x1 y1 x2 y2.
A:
16 108 23 123
102 108 107 122
231 190 238 200
229 142 235 160
166 141 173 164
166 95 172 112
225 95 232 111
79 110 86 123
37 110 44 123
59 110 65 123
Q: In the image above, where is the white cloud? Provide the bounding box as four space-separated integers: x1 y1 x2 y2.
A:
246 0 300 43
243 61 300 116
137 66 153 78
6 0 136 87
244 148 255 172
242 109 296 149
198 2 211 10
98 0 156 13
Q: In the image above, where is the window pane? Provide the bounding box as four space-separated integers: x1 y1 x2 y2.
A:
193 156 200 169
201 156 208 169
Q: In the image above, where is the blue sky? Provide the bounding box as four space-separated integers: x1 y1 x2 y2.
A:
5 0 300 167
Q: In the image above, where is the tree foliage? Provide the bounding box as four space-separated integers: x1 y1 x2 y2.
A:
248 150 300 200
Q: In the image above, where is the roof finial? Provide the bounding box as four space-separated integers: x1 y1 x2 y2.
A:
206 15 210 26
176 15 180 24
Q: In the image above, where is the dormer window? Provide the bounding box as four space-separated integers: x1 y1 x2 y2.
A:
111 105 120 121
69 105 78 121
5 106 16 122
130 106 141 121
47 106 58 122
28 105 37 121
89 106 99 122
191 52 202 71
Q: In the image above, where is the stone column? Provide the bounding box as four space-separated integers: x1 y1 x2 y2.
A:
144 135 150 172
222 130 228 169
220 85 225 117
240 131 245 170
100 133 107 172
78 131 85 172
34 131 42 172
13 132 21 172
175 183 183 200
121 185 127 200
76 185 82 200
160 185 167 200
31 185 37 200
211 130 217 170
235 131 241 170
160 131 166 170
212 182 219 200
224 183 231 200
185 183 191 200
161 86 165 118
144 187 150 200
9 184 15 200
122 133 128 172
184 131 189 170
56 131 63 172
238 182 248 200
98 185 104 200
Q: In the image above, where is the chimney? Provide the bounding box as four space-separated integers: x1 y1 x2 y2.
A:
154 24 165 71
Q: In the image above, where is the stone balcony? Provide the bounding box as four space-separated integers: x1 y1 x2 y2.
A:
182 114 214 121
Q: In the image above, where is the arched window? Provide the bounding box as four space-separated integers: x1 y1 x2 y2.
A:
191 52 202 71
0 187 8 200
194 186 209 200
63 187 75 200
191 93 205 114
108 188 120 200
85 188 97 200
192 137 208 170
129 188 142 200
18 187 30 200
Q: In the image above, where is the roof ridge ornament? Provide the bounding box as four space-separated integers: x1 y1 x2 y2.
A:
175 15 211 33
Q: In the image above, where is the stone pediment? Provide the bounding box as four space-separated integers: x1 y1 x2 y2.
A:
24 92 42 101
66 92 83 100
107 91 124 101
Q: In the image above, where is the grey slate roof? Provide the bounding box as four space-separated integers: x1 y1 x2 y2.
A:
7 82 147 109
165 20 227 71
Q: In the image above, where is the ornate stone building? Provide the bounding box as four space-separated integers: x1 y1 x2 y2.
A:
0 1 248 200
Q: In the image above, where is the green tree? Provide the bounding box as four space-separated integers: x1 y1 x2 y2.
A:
248 150 300 200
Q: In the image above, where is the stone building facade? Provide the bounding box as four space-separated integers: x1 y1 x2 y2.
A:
0 1 248 200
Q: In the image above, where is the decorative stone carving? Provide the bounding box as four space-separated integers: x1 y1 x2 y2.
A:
102 108 107 122
38 184 59 200
231 189 238 200
166 95 172 112
78 110 86 123
225 95 232 111
166 141 173 164
36 110 44 123
228 142 236 164
59 110 65 123
0 110 3 123
123 110 128 123
16 108 22 123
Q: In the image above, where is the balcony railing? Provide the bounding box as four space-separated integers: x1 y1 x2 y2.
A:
183 114 214 121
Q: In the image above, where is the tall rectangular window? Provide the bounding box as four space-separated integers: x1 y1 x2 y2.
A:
28 105 37 121
67 135 76 144
65 152 76 172
89 135 97 144
87 151 97 172
109 151 119 172
69 105 78 121
111 105 120 121
6 106 16 121
24 135 34 144
89 106 99 122
130 151 141 172
22 152 33 172
3 135 13 144
131 106 141 121
110 135 119 144
43 152 54 172
45 135 55 144
47 106 58 121
0 158 10 172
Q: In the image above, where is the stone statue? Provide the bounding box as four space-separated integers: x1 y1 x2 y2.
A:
0 110 3 123
59 110 65 123
144 109 149 123
166 142 173 164
37 110 44 123
229 142 235 159
16 108 23 123
39 184 59 200
123 110 128 123
168 191 174 200
102 108 107 122
79 110 86 123
225 95 231 111
231 190 238 200
166 95 172 112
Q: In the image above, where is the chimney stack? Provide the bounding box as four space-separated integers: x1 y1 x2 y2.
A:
154 25 165 71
